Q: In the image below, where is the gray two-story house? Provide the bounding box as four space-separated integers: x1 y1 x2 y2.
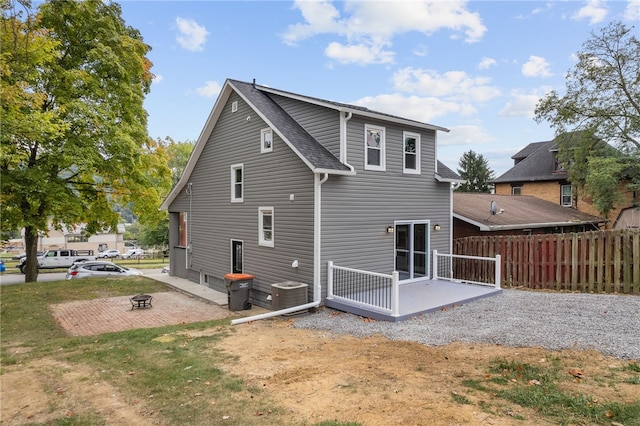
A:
161 78 462 313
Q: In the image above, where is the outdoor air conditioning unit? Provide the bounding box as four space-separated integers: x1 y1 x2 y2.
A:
271 281 308 311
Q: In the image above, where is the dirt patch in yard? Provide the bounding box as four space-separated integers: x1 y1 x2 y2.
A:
216 318 637 425
3 301 638 425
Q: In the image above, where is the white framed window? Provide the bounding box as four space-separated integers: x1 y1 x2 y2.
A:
403 131 420 174
261 128 273 153
364 124 385 171
231 163 243 203
258 207 274 247
231 101 238 112
561 184 572 207
512 186 522 195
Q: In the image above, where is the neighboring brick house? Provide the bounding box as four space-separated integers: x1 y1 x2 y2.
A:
493 138 637 228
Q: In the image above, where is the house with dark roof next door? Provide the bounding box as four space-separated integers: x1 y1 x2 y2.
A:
161 79 501 321
493 137 638 228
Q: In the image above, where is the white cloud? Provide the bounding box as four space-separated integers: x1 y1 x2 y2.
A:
572 0 608 24
152 74 164 84
282 0 344 46
175 17 209 51
195 81 221 98
325 41 394 65
478 57 496 70
521 55 553 78
438 124 494 146
392 67 501 102
352 93 476 124
282 0 487 65
624 0 640 21
499 89 546 118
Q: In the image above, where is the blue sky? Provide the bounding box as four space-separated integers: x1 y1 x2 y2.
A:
119 0 639 176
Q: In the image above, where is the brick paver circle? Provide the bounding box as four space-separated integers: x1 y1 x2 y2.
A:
51 291 238 336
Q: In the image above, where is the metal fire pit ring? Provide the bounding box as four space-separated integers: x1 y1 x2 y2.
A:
130 294 153 310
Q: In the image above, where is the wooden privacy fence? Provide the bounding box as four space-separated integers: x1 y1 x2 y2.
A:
453 229 640 294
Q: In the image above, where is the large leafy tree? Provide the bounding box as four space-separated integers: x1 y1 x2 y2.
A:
455 150 494 193
535 21 639 217
1 0 170 281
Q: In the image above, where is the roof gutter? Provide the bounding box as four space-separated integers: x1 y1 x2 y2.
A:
453 213 606 231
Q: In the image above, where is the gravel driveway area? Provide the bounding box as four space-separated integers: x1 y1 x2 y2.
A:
293 289 640 359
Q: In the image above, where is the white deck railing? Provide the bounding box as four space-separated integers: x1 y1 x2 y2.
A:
433 250 501 289
327 261 400 317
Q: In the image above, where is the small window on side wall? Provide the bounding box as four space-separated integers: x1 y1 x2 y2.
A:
231 101 238 112
261 128 273 153
364 124 385 171
258 207 274 247
512 186 522 195
403 131 420 174
231 164 243 203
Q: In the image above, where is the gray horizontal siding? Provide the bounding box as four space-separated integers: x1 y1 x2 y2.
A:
169 91 315 302
321 115 451 297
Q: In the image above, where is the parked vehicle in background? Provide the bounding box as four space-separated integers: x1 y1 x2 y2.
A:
12 251 44 260
161 265 170 273
121 248 144 259
97 249 120 259
65 261 143 280
17 249 96 273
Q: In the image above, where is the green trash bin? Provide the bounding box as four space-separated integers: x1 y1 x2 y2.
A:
224 273 254 311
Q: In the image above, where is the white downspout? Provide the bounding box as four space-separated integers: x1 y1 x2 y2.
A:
233 112 354 326
231 172 327 326
340 111 355 173
313 172 329 303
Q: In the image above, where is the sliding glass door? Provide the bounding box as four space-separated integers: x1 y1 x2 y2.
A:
395 221 430 281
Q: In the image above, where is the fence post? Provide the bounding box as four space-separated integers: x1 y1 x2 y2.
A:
327 260 334 299
495 254 501 289
391 271 400 317
432 250 438 280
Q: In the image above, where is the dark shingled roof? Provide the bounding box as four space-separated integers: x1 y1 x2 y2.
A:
511 141 550 162
436 161 462 182
230 80 351 173
453 193 606 231
493 140 566 183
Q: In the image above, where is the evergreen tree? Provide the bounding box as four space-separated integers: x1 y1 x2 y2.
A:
455 150 495 193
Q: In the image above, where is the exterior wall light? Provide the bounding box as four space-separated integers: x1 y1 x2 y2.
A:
386 226 394 233
433 224 441 231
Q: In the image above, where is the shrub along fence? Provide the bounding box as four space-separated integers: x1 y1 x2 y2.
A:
453 229 640 294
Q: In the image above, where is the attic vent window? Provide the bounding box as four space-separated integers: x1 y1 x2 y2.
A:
261 128 273 153
231 101 238 112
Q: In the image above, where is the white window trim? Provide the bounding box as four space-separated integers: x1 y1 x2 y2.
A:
364 124 386 171
261 128 273 153
258 207 274 247
231 101 238 112
403 131 421 174
231 163 243 203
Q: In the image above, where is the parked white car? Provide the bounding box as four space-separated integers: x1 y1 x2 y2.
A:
65 261 143 280
122 248 144 259
97 249 120 259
